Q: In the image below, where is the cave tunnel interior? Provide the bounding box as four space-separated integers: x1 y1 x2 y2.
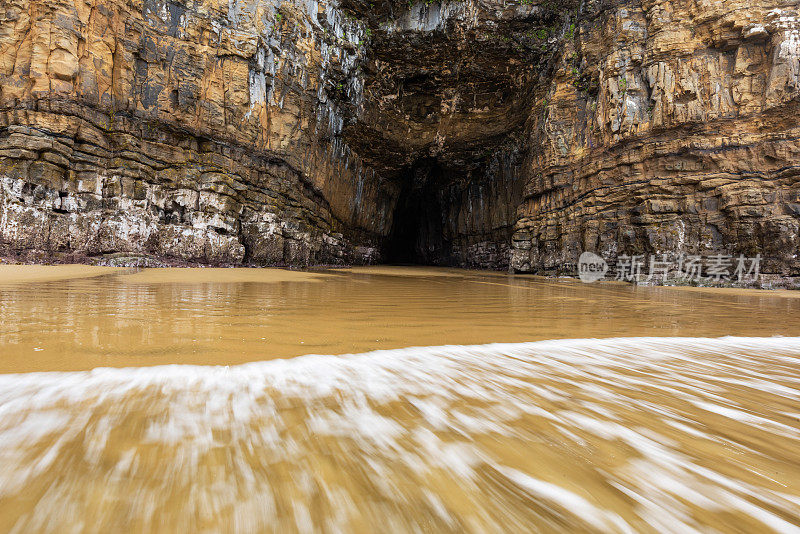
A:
385 158 451 265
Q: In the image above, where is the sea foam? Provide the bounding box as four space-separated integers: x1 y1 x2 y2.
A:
1 337 799 532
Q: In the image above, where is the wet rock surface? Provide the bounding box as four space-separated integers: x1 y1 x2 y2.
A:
1 0 799 273
510 0 800 276
0 0 384 266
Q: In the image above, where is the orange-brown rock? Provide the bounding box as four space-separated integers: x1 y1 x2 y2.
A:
510 0 800 277
0 0 388 265
1 0 799 275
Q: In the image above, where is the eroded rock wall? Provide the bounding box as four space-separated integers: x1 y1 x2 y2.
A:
511 0 800 276
2 0 799 274
0 0 391 264
347 0 576 269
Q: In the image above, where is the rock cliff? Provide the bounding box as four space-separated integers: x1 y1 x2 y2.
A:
1 0 799 274
511 0 800 278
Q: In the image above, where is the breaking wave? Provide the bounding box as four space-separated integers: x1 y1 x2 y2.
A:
1 337 800 532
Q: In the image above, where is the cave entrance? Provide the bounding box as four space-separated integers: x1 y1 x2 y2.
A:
385 159 450 265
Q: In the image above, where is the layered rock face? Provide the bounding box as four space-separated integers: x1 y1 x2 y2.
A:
1 0 799 274
0 0 389 265
511 0 800 277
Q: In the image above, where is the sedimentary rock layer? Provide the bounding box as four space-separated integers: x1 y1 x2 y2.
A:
510 0 800 277
1 0 799 274
0 0 388 265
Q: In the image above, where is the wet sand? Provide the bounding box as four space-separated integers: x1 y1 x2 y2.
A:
121 266 331 284
0 264 124 284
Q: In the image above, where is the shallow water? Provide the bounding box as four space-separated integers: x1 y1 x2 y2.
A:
0 266 799 532
1 265 800 372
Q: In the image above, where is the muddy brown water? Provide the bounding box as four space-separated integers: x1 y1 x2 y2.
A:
0 265 799 532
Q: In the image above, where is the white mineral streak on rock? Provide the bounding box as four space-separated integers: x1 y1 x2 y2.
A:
765 10 800 107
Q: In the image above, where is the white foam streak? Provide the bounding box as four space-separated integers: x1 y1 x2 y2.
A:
1 337 800 532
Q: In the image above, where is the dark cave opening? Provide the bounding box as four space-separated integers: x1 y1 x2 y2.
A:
385 159 450 265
